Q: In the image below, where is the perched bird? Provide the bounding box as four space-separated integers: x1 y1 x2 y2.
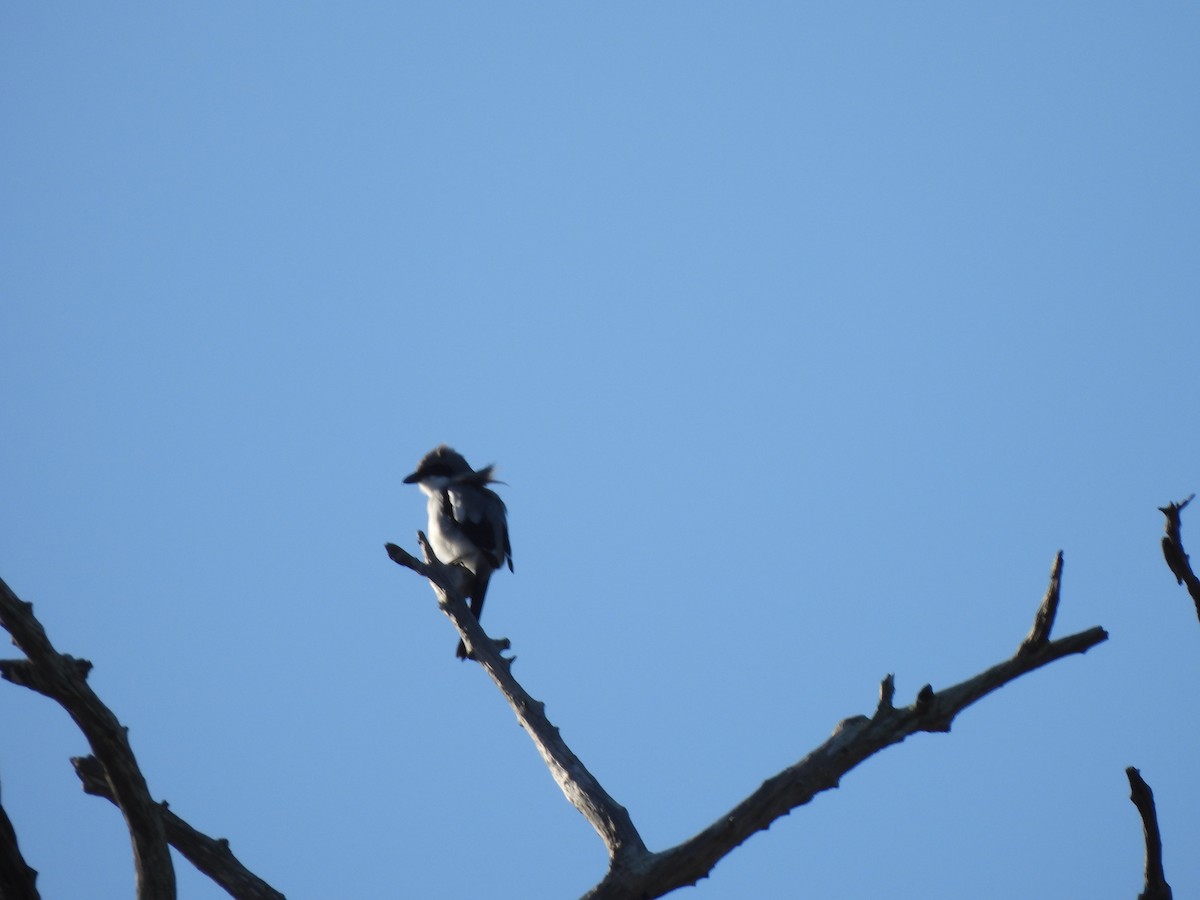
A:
403 445 513 659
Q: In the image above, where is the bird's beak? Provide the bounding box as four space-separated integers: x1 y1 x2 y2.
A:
402 471 420 484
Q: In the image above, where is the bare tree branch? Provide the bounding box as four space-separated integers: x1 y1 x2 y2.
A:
0 578 284 899
1158 495 1200 622
392 541 1108 899
0 779 39 900
73 756 285 900
386 537 648 866
1020 550 1062 652
0 576 175 900
587 630 1107 898
1127 767 1172 900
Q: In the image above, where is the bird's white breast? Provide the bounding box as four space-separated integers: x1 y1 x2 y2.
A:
424 490 485 572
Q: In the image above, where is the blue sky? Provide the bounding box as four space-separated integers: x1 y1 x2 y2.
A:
2 4 1198 898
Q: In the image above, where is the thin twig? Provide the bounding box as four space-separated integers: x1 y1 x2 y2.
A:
1019 551 1063 653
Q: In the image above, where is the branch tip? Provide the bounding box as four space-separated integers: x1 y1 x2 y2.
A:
876 674 895 714
1158 496 1200 619
1127 766 1172 900
1019 551 1064 654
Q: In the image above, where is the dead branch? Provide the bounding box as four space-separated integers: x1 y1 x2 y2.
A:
391 542 1107 899
386 537 647 866
0 579 286 899
73 756 285 900
0 780 39 900
1020 550 1062 652
0 575 175 900
1158 495 1200 622
1127 767 1172 900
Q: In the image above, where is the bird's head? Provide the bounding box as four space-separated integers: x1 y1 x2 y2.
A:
403 445 498 490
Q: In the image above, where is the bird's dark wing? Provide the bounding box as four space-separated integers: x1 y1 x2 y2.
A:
445 486 511 572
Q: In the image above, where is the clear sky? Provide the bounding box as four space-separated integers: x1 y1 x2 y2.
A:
2 4 1198 898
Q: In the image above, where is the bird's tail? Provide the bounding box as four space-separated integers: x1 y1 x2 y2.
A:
455 572 490 660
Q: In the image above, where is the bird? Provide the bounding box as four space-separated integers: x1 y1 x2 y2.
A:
403 445 513 659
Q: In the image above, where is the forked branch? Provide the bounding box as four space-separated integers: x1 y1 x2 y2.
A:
0 576 284 900
73 756 285 900
0 576 175 900
391 544 1107 899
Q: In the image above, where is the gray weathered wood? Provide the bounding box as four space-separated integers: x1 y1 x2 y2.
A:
390 540 1107 899
0 576 175 900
